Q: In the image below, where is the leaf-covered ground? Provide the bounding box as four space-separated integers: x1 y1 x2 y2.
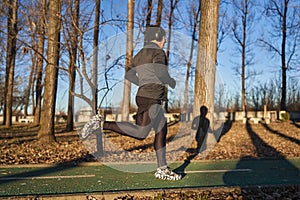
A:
0 120 299 199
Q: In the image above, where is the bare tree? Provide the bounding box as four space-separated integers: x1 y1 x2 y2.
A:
156 0 163 26
4 0 18 127
38 0 62 142
260 0 300 110
145 0 162 26
286 78 300 110
92 0 101 114
164 0 179 112
217 0 231 53
34 0 47 125
71 4 127 115
146 0 152 26
192 0 220 149
22 49 34 117
65 0 80 131
122 0 134 121
22 1 40 117
230 0 257 112
193 0 220 129
183 1 200 112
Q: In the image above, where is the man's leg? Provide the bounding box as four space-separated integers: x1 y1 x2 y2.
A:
151 106 182 180
103 110 152 140
154 121 167 167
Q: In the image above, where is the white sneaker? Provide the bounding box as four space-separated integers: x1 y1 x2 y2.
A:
80 113 103 139
154 167 182 181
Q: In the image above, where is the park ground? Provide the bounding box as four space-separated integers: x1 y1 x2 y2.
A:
0 120 299 199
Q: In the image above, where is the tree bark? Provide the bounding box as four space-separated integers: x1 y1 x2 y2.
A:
193 0 220 137
280 0 288 111
34 0 47 125
92 0 100 114
23 52 35 116
241 0 249 112
156 0 163 26
146 0 152 26
4 0 18 127
38 0 62 142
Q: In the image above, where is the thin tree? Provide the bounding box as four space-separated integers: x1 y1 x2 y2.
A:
146 0 152 26
183 1 200 112
12 1 48 119
164 0 179 112
34 0 47 125
92 0 101 114
4 0 18 127
93 0 103 156
65 0 79 131
38 0 62 142
230 0 256 112
145 0 162 26
23 3 39 117
156 0 163 26
122 0 134 121
72 5 104 112
260 0 300 110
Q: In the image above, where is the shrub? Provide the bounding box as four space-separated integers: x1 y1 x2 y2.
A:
281 112 290 122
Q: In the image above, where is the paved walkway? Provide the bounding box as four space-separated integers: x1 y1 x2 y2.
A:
0 158 299 197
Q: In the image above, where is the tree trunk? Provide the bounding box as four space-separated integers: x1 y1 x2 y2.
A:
146 0 152 26
23 53 35 116
280 0 288 111
66 0 80 132
92 0 100 114
193 0 220 144
4 0 18 127
24 23 38 117
93 0 104 156
164 0 178 112
156 0 163 26
241 0 249 112
38 0 62 142
34 0 47 125
122 0 134 121
183 2 200 112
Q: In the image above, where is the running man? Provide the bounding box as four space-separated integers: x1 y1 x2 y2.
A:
81 25 182 181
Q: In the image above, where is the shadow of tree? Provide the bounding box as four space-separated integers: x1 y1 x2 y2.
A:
217 117 232 142
0 156 93 186
261 123 300 146
292 121 300 129
223 121 300 196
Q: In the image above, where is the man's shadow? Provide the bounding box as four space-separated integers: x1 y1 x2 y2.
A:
175 106 210 176
192 106 210 151
174 106 233 176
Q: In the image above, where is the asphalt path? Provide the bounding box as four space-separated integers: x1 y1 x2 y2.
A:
0 158 299 198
